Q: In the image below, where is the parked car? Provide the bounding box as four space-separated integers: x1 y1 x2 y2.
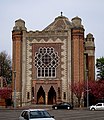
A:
90 103 104 110
52 102 73 110
19 109 55 120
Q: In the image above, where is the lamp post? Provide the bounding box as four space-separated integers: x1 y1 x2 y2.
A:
13 71 16 109
86 69 89 108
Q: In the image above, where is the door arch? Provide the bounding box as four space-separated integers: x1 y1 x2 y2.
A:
37 86 45 104
48 86 56 104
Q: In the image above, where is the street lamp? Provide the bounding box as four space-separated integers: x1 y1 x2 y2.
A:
86 69 89 108
13 71 16 109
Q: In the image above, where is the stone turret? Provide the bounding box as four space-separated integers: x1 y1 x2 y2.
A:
71 16 83 28
85 33 95 81
85 33 95 50
13 19 27 31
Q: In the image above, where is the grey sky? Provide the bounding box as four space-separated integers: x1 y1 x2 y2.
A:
0 0 104 59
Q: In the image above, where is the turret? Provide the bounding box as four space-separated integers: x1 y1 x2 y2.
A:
85 33 95 51
85 33 95 81
72 16 83 28
12 19 27 107
13 19 27 31
71 16 85 84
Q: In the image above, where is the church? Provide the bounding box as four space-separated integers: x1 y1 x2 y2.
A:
12 13 95 107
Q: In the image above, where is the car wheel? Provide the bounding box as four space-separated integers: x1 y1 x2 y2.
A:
54 106 57 110
91 108 95 111
67 106 70 110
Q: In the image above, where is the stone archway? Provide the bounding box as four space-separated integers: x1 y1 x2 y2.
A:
48 86 56 104
37 86 45 104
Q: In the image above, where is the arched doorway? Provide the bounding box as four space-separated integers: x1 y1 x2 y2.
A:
48 86 56 104
37 86 45 104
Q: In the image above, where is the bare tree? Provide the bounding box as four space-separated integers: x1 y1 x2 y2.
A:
0 51 12 85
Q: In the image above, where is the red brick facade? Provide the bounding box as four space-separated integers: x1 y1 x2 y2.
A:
72 28 84 83
12 31 22 106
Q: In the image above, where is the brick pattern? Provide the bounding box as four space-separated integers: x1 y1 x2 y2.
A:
12 31 22 106
88 56 95 81
12 31 22 92
72 29 84 83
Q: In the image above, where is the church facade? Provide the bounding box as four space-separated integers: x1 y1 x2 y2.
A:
12 14 95 107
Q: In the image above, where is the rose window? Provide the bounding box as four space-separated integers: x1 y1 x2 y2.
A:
35 47 59 78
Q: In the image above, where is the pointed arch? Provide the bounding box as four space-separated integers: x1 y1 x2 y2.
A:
37 86 45 104
48 86 56 104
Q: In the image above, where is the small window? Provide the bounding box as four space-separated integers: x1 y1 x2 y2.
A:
63 92 66 100
58 87 61 99
27 92 30 99
32 87 34 98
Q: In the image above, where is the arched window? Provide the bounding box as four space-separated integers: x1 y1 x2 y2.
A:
35 47 59 78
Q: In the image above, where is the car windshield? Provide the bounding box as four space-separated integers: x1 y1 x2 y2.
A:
59 102 69 105
30 111 51 119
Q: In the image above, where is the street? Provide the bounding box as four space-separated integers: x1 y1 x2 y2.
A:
0 109 104 120
51 109 104 120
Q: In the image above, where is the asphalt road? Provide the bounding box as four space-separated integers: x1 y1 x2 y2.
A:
0 109 104 120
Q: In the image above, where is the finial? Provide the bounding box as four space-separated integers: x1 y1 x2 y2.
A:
61 12 63 16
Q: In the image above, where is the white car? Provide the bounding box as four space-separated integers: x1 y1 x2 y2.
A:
90 103 104 110
19 109 55 120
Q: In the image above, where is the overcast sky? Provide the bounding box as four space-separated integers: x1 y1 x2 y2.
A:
0 0 104 59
